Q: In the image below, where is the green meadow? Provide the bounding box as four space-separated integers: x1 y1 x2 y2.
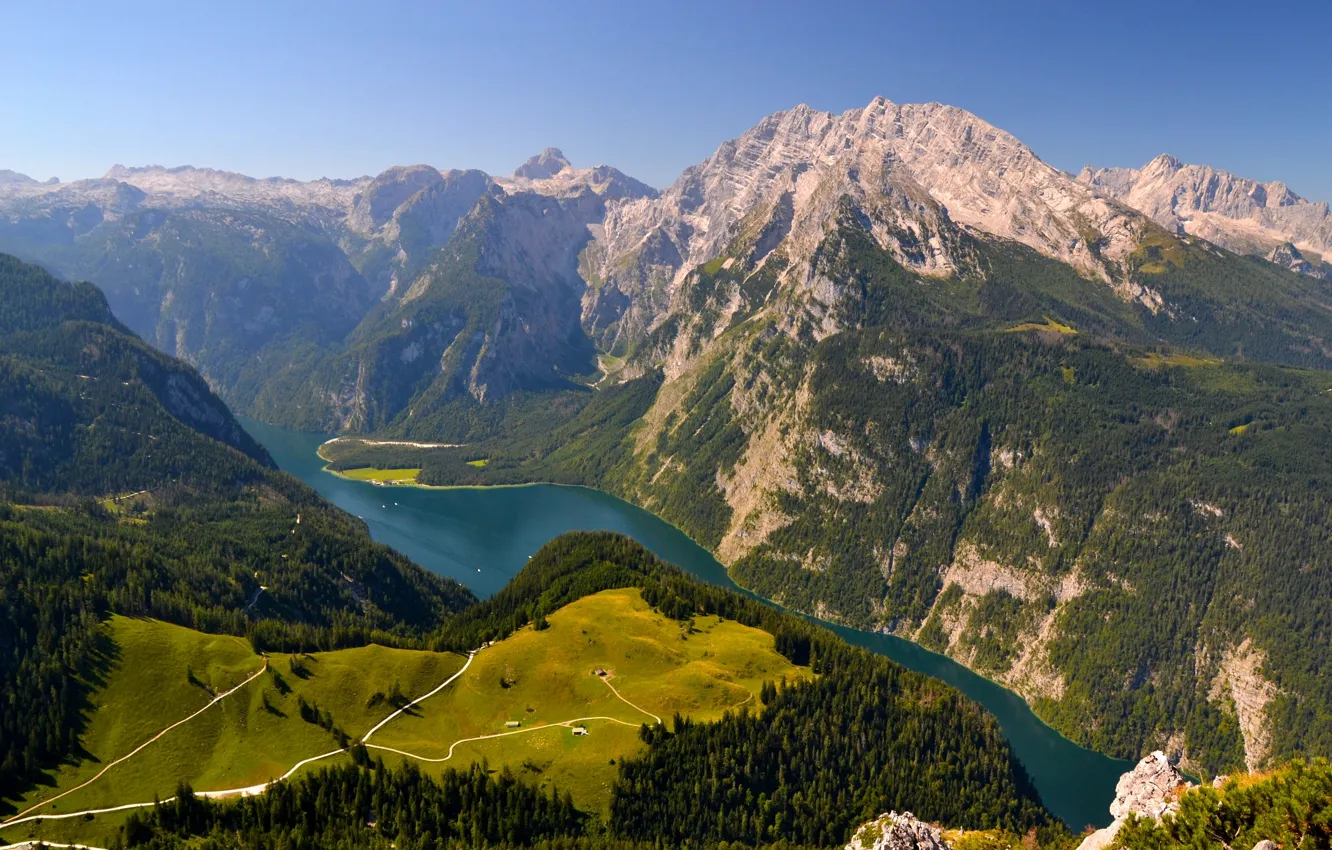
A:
5 589 811 843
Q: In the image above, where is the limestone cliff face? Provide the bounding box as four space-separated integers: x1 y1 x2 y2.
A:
584 97 1166 353
1079 154 1332 275
845 812 950 850
348 164 445 234
1076 752 1192 850
280 186 603 433
355 168 493 297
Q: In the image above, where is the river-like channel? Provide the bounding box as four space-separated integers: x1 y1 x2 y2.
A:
243 418 1129 830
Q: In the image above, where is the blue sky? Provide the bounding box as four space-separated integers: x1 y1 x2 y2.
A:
3 0 1329 200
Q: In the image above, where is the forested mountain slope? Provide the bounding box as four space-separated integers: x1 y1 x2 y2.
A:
252 183 607 437
0 253 475 804
11 96 1332 782
326 220 1332 779
0 156 653 429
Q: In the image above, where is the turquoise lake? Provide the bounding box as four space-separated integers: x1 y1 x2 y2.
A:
243 418 1130 830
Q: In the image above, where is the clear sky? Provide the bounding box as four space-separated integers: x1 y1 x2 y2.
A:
3 0 1329 200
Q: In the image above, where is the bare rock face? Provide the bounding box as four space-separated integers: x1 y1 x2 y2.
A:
1267 242 1328 280
585 96 1162 352
1079 154 1332 276
846 812 949 850
349 165 445 233
1076 751 1193 850
514 147 573 180
1109 751 1191 820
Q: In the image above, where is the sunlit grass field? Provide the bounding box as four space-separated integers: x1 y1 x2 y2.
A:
4 588 811 843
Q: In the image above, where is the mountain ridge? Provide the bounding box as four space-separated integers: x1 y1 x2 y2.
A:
1078 153 1332 275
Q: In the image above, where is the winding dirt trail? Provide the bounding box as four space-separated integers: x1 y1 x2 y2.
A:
596 674 663 725
0 652 478 832
361 651 475 743
366 715 642 764
365 668 673 767
2 663 268 828
5 647 753 838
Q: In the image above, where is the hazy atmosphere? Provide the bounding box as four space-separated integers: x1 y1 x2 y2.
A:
4 0 1330 199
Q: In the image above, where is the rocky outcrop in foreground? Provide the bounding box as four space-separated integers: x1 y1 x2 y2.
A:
1076 751 1192 850
1074 751 1283 850
846 812 949 850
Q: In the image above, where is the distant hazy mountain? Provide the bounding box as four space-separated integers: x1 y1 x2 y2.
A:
513 147 572 180
0 153 655 419
1079 154 1332 278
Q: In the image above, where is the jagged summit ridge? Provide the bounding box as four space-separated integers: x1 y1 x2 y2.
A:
1079 154 1332 273
595 96 1153 284
582 95 1165 352
514 147 572 179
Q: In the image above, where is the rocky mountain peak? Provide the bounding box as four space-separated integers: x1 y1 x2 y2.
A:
514 147 572 180
1143 153 1184 174
846 812 948 850
587 95 1158 348
500 150 656 202
0 169 37 187
1079 155 1332 275
1109 751 1192 820
1267 241 1328 279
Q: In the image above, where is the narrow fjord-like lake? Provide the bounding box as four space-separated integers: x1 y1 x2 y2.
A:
244 418 1129 830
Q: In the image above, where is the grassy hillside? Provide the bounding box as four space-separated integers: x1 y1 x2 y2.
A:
372 587 812 810
0 252 475 807
5 532 1064 849
4 613 466 839
6 586 805 844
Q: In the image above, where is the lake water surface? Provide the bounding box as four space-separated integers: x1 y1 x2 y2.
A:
243 418 1129 830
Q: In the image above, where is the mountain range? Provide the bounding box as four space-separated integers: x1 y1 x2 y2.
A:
1079 154 1332 279
4 96 1332 778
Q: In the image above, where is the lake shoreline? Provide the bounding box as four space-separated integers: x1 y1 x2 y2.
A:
242 417 1130 830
